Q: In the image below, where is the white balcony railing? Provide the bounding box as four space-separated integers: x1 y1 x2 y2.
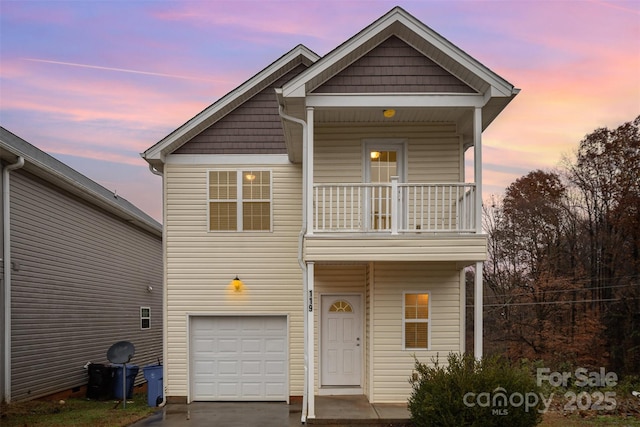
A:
312 179 476 234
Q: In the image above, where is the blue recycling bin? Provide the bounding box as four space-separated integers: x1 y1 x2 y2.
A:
143 364 163 407
111 365 139 400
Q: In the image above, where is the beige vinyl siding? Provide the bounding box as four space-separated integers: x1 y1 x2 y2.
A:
313 264 366 393
371 262 462 403
315 123 460 185
163 160 304 399
305 236 486 262
10 170 162 401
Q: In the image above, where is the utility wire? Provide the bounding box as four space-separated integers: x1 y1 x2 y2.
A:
467 296 640 308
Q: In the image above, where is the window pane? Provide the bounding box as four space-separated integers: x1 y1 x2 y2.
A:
141 318 150 329
405 305 416 319
141 308 150 317
243 202 270 231
243 170 270 200
210 171 237 199
405 322 428 349
417 305 429 319
405 294 417 306
210 202 237 230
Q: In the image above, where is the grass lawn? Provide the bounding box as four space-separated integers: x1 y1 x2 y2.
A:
2 393 639 426
0 392 157 427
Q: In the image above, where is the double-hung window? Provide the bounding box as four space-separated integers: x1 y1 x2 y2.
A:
403 292 430 350
140 307 151 330
208 170 271 231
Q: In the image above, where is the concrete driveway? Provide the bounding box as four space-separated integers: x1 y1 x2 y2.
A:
129 396 412 427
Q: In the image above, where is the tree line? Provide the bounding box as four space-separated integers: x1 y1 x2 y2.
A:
473 116 640 376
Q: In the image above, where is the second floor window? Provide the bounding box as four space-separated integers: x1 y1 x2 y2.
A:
208 170 272 231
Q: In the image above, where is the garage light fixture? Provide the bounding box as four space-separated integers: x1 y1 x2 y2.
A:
230 276 244 292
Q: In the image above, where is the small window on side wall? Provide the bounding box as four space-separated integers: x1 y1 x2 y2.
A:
141 307 151 330
403 292 430 350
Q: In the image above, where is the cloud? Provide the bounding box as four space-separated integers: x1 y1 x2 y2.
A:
22 58 226 83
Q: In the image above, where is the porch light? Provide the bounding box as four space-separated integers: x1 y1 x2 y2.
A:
383 109 396 118
230 276 244 292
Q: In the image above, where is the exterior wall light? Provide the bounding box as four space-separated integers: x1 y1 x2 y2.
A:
230 276 244 292
383 109 396 118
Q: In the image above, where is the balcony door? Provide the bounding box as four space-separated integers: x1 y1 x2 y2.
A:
364 140 406 231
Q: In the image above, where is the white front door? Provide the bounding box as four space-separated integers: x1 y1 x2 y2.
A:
321 295 362 387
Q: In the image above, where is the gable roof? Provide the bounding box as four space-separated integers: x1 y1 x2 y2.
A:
142 6 519 165
142 45 319 170
1 127 161 237
283 6 516 99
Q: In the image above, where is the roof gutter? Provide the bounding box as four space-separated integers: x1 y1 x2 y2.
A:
278 103 309 423
3 156 24 403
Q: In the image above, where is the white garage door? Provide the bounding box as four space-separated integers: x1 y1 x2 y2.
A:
190 316 288 401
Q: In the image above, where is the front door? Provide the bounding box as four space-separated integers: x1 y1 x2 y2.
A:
321 295 362 387
364 140 406 230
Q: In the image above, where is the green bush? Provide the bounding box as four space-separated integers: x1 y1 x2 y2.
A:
408 353 543 427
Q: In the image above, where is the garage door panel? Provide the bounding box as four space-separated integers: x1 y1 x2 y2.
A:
265 338 285 353
242 338 262 353
190 316 287 401
265 360 285 375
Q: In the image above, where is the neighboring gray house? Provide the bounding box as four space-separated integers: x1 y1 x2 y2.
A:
1 127 163 403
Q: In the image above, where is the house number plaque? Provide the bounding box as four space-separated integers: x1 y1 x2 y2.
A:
308 290 313 312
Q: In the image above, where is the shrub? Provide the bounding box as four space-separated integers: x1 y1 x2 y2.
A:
408 353 543 427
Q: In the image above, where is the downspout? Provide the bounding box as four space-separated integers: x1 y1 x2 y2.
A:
147 162 167 407
278 104 309 423
3 156 25 403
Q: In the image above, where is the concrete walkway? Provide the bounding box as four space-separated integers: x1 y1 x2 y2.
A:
128 395 412 427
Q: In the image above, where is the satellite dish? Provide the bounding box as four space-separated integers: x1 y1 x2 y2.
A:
107 341 135 364
107 341 135 409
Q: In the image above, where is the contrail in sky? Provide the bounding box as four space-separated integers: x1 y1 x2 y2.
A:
22 58 222 83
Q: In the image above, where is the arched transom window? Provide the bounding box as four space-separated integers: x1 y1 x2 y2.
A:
329 300 353 313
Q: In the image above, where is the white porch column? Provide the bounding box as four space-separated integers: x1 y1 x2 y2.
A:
306 107 314 235
473 107 483 360
473 107 482 234
474 261 483 359
306 261 315 419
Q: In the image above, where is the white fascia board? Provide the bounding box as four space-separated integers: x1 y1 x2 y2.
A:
166 153 292 165
143 46 319 162
305 93 487 108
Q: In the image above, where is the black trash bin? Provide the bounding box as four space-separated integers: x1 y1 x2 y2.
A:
86 364 115 400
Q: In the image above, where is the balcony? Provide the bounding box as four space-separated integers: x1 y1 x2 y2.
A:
312 178 477 234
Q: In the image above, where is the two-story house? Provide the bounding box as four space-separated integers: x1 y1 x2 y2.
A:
142 6 518 421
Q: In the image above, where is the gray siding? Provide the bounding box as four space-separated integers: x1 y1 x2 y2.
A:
10 170 162 401
313 36 476 94
175 64 308 155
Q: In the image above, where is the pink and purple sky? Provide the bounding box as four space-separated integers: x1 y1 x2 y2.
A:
1 1 639 223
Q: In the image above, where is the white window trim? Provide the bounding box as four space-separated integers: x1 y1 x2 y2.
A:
207 169 273 232
141 306 151 330
402 291 431 351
